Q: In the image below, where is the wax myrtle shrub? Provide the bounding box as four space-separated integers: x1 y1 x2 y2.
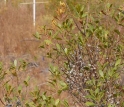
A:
36 0 124 107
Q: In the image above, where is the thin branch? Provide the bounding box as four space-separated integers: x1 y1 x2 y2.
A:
65 2 86 37
0 98 5 106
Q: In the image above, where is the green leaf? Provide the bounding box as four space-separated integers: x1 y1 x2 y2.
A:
59 81 68 90
25 76 30 82
106 3 112 10
80 5 85 12
99 70 104 78
64 48 68 54
85 102 95 106
34 31 41 39
24 81 28 87
42 94 47 100
39 45 45 48
18 85 22 94
25 102 35 107
55 99 60 106
108 70 113 77
108 103 115 107
63 100 69 107
82 12 87 18
44 39 52 45
83 66 90 70
85 95 95 101
55 37 62 40
97 91 104 102
95 88 99 95
89 89 95 98
14 59 17 67
115 59 121 66
57 23 62 29
114 29 120 35
56 44 61 51
24 76 30 87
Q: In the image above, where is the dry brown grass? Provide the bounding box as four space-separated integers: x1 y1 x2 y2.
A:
0 2 71 107
0 4 36 57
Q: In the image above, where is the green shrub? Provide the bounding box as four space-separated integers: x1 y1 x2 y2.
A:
38 0 124 106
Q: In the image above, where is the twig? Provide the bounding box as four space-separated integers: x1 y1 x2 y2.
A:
0 98 5 106
65 2 86 37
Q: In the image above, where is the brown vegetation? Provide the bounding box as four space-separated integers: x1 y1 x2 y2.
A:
0 2 72 107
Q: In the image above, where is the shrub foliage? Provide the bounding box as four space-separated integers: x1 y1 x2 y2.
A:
38 0 124 106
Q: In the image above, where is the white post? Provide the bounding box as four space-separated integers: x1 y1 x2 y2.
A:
33 0 36 27
20 1 48 27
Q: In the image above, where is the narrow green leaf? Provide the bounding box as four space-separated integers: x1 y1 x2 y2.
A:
42 94 47 100
114 29 120 35
18 85 22 94
44 39 52 45
57 23 62 29
55 99 60 106
99 70 104 77
34 32 41 39
95 88 99 95
115 59 121 66
64 48 68 54
63 100 69 107
56 44 61 51
85 102 95 106
82 13 87 18
14 60 17 67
